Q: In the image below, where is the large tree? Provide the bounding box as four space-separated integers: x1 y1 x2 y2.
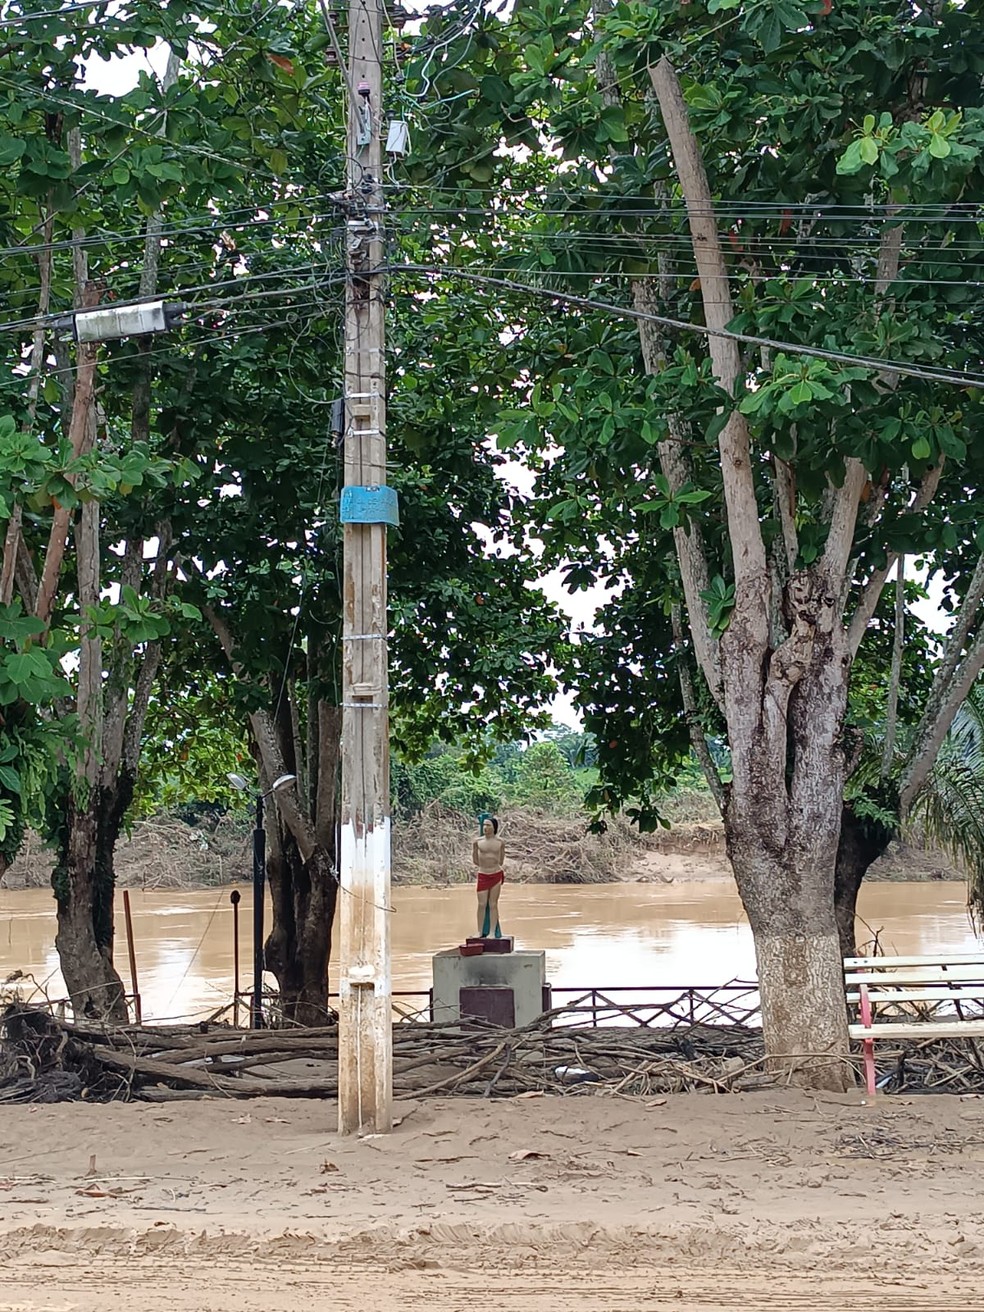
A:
397 0 984 1086
0 0 362 1017
0 0 563 1025
172 231 563 1023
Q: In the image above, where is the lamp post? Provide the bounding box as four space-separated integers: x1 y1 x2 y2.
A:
227 771 296 1028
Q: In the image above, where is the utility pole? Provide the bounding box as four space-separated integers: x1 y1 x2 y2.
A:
337 0 395 1134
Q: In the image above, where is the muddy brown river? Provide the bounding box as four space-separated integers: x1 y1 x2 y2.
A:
0 879 978 1021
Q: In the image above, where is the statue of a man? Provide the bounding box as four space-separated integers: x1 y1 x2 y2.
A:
472 815 505 938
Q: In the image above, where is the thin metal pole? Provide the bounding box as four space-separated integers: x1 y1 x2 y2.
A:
122 889 141 1026
230 889 241 1028
251 794 265 1029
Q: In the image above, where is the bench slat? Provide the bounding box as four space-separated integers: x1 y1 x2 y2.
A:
846 988 984 1004
845 954 984 969
846 973 984 986
844 976 984 986
849 1020 984 1039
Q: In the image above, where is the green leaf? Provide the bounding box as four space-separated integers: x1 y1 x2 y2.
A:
753 8 783 53
929 134 951 159
880 150 900 179
738 387 769 415
773 0 806 27
0 136 26 167
836 140 865 175
526 46 545 75
0 600 45 645
859 136 879 165
705 410 731 443
0 764 21 794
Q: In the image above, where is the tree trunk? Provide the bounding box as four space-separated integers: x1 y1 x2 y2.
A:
833 804 895 961
723 602 856 1092
265 836 338 1026
264 698 340 1026
52 775 133 1023
729 835 853 1092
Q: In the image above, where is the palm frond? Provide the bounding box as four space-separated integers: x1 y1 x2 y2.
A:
907 723 984 929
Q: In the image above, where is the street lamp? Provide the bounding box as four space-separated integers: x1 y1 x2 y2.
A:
227 771 296 1028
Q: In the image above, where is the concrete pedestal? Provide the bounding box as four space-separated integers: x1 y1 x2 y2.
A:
432 948 547 1027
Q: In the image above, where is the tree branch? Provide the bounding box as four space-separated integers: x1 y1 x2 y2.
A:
631 280 723 711
119 537 144 596
649 57 766 592
592 46 725 711
880 555 905 780
34 282 100 628
671 604 724 811
14 536 37 614
251 708 317 864
131 50 180 452
774 456 798 574
821 456 868 592
847 460 944 657
825 217 908 618
900 623 984 814
315 702 342 850
112 524 173 780
76 494 102 786
204 602 318 862
897 547 984 805
122 639 164 780
1 205 54 605
875 219 904 298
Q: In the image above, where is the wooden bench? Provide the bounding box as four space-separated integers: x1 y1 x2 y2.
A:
845 953 984 1095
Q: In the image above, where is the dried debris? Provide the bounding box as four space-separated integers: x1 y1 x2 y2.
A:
7 1001 984 1105
1 1002 766 1103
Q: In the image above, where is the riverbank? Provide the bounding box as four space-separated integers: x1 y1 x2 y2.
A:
2 805 964 891
1 1090 982 1309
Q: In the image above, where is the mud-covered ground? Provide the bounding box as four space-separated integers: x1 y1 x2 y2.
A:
2 1089 983 1309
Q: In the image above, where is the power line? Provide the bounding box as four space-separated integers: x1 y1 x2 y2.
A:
0 294 343 389
387 263 984 292
0 260 344 337
0 193 346 260
389 215 984 253
394 191 984 221
388 263 984 390
0 180 977 265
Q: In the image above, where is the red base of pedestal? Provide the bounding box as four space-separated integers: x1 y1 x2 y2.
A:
465 936 514 954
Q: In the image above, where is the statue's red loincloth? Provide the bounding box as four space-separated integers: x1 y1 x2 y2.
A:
476 870 505 892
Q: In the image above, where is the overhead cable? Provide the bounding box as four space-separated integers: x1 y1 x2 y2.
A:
388 262 984 391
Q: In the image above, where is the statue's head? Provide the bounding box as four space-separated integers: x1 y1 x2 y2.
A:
482 816 499 837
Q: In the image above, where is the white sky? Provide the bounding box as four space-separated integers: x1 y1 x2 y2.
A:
85 42 170 94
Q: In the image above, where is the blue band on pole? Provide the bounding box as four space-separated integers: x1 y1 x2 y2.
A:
339 485 400 526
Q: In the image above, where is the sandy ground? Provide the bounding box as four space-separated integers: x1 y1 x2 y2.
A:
2 1090 984 1309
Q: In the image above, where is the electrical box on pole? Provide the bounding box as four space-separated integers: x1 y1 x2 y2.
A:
337 0 394 1135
